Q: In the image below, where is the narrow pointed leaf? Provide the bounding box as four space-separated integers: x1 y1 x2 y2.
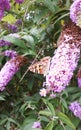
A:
57 112 76 130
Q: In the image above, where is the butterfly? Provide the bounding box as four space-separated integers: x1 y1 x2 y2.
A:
28 56 51 76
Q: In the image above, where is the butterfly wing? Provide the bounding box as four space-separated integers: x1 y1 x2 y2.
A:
28 56 51 76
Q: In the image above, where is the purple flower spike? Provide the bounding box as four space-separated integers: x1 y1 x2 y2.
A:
45 21 81 93
45 43 80 93
0 56 26 91
69 101 81 119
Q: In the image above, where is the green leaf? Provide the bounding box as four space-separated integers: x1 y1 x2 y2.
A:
0 30 7 38
2 14 17 24
54 12 69 25
57 112 76 130
3 36 26 49
65 126 75 130
0 118 8 125
47 102 55 115
6 121 10 130
22 35 35 50
8 118 20 127
55 125 74 130
66 0 70 8
61 98 68 109
23 49 36 56
44 121 54 130
21 118 36 126
66 87 80 93
71 92 81 100
22 35 34 45
30 27 42 38
20 49 36 56
70 118 80 128
27 76 34 90
20 102 28 111
55 125 64 130
0 96 5 101
40 116 49 122
39 110 52 117
43 99 55 115
43 0 59 13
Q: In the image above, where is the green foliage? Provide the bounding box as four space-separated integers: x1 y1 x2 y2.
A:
0 0 81 130
2 14 17 24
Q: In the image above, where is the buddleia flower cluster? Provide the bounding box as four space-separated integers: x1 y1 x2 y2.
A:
70 0 81 88
69 101 81 119
45 42 80 93
44 21 81 94
70 0 81 27
0 55 26 91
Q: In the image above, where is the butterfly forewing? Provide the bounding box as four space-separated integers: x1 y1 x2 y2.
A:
28 56 51 76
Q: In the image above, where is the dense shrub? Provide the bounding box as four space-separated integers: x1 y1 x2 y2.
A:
0 0 81 130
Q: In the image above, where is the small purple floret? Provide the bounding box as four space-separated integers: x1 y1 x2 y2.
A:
7 24 18 33
69 101 81 119
32 121 42 129
3 50 18 58
16 19 22 25
0 40 11 46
